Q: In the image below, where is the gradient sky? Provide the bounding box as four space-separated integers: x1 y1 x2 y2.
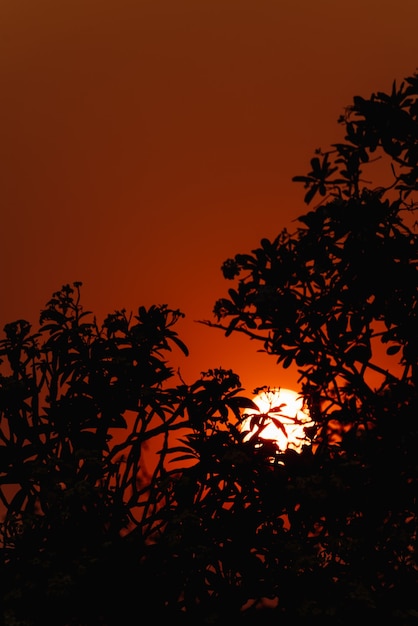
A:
1 0 418 394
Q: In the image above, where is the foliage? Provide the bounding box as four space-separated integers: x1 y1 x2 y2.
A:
2 70 418 626
201 70 418 623
0 283 257 625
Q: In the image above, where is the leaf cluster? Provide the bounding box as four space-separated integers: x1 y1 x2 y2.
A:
292 75 418 205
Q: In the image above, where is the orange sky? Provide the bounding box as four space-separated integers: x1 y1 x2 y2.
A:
1 0 418 395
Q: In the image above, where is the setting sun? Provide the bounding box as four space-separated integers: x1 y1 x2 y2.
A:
241 387 314 453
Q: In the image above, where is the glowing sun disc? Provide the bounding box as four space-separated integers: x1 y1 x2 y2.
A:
241 387 313 453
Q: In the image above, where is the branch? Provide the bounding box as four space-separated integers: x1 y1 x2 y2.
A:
196 319 268 342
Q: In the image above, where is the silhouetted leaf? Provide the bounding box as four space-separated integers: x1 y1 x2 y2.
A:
386 344 401 355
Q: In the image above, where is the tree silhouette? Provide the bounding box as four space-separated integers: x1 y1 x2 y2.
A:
0 283 257 625
2 71 418 625
201 71 418 623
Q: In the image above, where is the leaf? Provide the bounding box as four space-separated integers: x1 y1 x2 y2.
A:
228 288 242 306
169 335 189 356
345 343 371 364
386 344 401 356
269 416 289 436
349 313 365 335
225 317 240 337
304 184 319 204
282 353 294 369
233 397 260 411
6 487 27 514
292 175 312 185
310 156 322 175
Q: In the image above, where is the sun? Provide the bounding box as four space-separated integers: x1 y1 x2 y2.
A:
241 387 314 453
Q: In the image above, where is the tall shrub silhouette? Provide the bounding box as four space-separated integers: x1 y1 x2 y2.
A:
0 284 255 625
198 71 418 623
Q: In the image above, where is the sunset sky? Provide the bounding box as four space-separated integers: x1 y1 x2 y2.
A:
1 0 418 394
